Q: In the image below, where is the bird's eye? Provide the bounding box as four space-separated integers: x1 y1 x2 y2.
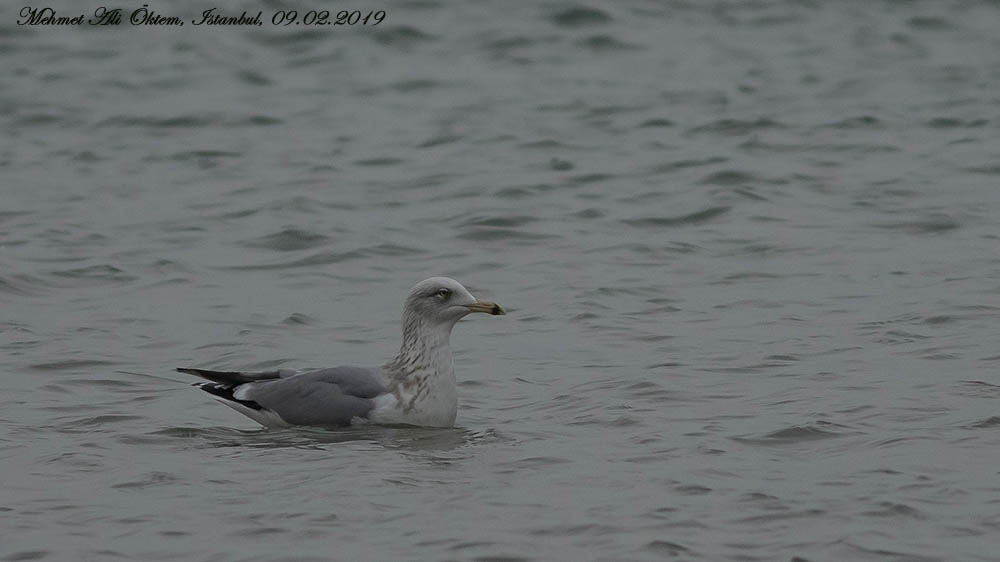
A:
437 288 451 299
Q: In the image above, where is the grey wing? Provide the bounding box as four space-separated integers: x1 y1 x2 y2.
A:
293 366 387 398
240 366 387 427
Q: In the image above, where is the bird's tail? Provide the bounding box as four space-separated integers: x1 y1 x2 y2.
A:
176 367 285 386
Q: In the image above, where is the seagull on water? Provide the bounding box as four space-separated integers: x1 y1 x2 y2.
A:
178 277 505 428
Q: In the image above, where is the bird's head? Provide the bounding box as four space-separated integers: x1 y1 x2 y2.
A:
403 277 505 329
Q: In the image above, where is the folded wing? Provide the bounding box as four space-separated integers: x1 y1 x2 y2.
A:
179 366 388 427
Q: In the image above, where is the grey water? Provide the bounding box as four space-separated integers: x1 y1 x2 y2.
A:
3 1 1000 560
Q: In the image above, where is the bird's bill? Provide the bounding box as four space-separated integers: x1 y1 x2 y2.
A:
464 301 506 315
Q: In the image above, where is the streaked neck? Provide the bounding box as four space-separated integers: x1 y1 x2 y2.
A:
385 313 456 379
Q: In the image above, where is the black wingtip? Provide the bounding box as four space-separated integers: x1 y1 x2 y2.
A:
178 367 216 378
177 367 248 385
177 367 284 385
198 383 263 411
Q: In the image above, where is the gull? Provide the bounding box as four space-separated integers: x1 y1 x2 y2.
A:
177 277 505 428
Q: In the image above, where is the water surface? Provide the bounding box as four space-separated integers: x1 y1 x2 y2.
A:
3 1 999 561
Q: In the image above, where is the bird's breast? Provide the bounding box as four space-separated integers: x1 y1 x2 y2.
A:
369 368 457 427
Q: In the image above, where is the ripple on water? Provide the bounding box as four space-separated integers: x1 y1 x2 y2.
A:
733 422 852 445
456 228 558 242
873 213 962 234
697 170 762 187
529 522 621 538
688 117 786 136
623 206 730 228
60 414 144 428
5 550 51 561
282 313 315 325
955 380 1000 398
494 456 571 474
862 502 925 519
0 274 45 296
468 556 533 562
456 215 538 228
239 228 330 252
48 264 137 284
638 117 675 128
95 115 216 128
493 183 554 198
111 471 179 490
547 6 612 28
576 35 640 52
27 359 118 372
965 416 1000 429
645 539 692 557
824 115 882 129
223 244 424 270
925 117 988 128
648 156 727 175
370 25 436 47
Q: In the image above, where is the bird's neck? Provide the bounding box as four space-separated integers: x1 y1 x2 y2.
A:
385 314 456 382
381 314 459 426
